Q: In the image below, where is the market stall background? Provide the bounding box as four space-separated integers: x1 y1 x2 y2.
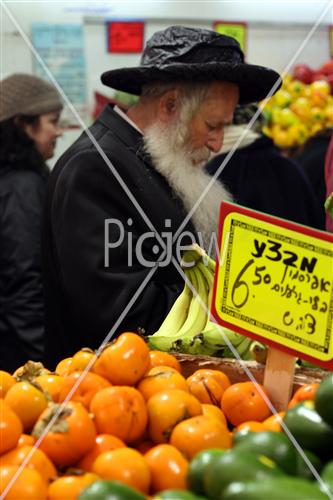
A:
1 1 331 165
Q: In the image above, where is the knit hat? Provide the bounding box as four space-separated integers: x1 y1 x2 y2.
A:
0 73 63 122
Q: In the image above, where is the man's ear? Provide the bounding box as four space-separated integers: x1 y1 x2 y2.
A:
157 89 180 123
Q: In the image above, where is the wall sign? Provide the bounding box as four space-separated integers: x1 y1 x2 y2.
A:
32 23 87 105
212 202 333 370
107 21 144 53
213 21 247 54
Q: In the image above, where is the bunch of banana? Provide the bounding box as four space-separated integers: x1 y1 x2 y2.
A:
148 244 263 360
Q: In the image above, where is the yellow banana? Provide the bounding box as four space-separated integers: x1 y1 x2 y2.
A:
202 323 245 349
235 336 252 358
175 266 208 338
150 277 192 338
196 260 215 328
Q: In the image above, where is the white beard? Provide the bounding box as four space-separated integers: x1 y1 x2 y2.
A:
143 121 233 253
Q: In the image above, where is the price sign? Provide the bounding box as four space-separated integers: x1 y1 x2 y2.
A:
213 21 247 54
212 203 333 371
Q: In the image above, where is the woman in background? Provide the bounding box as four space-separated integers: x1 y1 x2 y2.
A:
0 73 63 372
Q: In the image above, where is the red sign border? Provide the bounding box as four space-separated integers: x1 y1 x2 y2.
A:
213 20 248 56
211 202 333 371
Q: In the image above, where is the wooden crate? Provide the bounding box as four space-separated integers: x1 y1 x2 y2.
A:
174 354 327 394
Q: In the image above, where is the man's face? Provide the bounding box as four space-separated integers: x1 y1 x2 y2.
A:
185 81 239 164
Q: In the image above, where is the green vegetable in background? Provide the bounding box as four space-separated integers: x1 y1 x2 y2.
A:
78 480 146 500
203 448 284 499
222 477 328 500
233 431 298 475
283 401 333 459
315 374 333 427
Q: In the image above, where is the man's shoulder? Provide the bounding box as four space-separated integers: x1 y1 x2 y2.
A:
52 109 141 182
55 109 140 170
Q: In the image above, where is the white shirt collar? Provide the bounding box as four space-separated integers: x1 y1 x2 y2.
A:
113 105 143 135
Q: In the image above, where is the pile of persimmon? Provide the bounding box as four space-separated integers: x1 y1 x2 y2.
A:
0 331 319 499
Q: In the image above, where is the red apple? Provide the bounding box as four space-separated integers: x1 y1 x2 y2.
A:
292 64 313 84
311 71 328 83
320 59 333 76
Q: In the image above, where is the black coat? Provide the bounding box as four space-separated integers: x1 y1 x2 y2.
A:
42 105 197 368
0 166 46 372
206 136 326 230
293 131 332 211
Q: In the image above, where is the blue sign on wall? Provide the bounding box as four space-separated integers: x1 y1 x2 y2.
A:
32 23 87 105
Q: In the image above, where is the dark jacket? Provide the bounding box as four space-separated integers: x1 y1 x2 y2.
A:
42 105 197 368
294 129 332 212
206 136 326 229
0 166 46 372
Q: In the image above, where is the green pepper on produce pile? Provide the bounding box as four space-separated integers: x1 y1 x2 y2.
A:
153 490 207 499
78 479 146 500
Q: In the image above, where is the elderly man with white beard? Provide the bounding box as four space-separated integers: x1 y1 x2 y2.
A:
42 26 281 367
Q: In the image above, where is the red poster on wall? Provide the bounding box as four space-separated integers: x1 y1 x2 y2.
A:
107 21 144 53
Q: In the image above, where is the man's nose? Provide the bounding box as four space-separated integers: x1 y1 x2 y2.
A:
207 131 224 153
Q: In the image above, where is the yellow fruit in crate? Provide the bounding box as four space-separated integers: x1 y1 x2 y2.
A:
290 97 312 120
287 80 306 98
281 74 293 87
310 80 330 107
288 123 309 146
310 80 331 95
271 125 295 148
272 89 292 108
304 86 312 98
310 107 325 123
278 108 299 127
310 122 324 136
262 125 272 138
271 107 282 124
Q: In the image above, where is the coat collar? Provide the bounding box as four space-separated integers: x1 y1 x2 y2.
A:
97 104 153 168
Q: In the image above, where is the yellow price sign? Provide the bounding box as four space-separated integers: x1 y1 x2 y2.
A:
214 21 247 53
212 203 333 370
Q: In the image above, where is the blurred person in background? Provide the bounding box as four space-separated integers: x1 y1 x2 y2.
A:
324 133 333 231
0 73 63 372
294 127 332 221
206 104 325 229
